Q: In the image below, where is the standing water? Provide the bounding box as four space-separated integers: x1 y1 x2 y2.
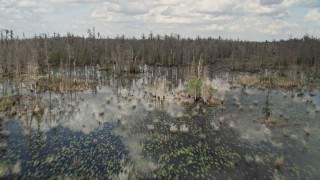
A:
0 66 319 179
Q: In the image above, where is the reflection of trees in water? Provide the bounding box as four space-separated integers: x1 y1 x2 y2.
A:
0 119 9 152
263 89 271 126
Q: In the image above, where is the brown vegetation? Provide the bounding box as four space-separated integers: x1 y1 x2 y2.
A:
0 96 16 111
37 76 97 93
174 91 220 106
237 76 304 89
274 156 285 170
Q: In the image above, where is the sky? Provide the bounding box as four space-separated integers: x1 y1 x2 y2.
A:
0 0 320 41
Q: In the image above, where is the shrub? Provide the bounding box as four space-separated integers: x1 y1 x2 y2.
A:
184 76 217 100
184 76 203 98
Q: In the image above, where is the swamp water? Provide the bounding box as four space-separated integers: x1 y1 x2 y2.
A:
0 66 320 179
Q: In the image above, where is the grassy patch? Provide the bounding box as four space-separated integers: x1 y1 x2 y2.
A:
237 76 302 89
38 76 97 93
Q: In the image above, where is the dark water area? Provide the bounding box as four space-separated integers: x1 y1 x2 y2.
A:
0 65 319 179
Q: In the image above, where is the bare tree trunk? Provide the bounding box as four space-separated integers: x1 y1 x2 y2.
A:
197 54 203 79
44 37 50 78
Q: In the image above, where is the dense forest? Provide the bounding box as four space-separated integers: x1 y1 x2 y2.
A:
1 28 320 78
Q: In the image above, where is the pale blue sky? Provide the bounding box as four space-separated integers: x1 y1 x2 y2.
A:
1 0 320 41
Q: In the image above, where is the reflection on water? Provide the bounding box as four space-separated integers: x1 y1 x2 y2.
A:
0 66 320 178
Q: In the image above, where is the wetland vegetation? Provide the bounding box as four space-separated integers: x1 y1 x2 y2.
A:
0 30 320 179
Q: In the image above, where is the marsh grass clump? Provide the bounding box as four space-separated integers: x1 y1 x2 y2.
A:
146 124 155 131
0 141 8 151
264 116 278 126
37 76 97 93
169 124 178 133
32 104 44 117
210 121 220 131
0 95 18 116
0 162 10 178
274 156 284 170
179 124 189 133
238 76 261 87
214 137 221 144
45 154 55 166
304 125 311 136
244 154 254 165
238 76 303 89
12 161 21 175
199 133 206 139
254 155 265 165
113 163 133 180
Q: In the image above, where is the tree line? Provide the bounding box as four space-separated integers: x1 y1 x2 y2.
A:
1 28 320 78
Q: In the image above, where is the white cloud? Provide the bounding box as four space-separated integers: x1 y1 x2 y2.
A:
260 0 283 6
254 18 296 35
304 9 320 21
0 7 24 19
32 7 55 13
154 15 191 24
193 0 235 13
282 0 300 6
47 0 101 4
204 15 234 22
13 0 57 13
242 0 284 16
207 24 224 31
161 5 191 17
228 24 243 32
0 0 319 40
90 8 113 20
16 0 37 8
